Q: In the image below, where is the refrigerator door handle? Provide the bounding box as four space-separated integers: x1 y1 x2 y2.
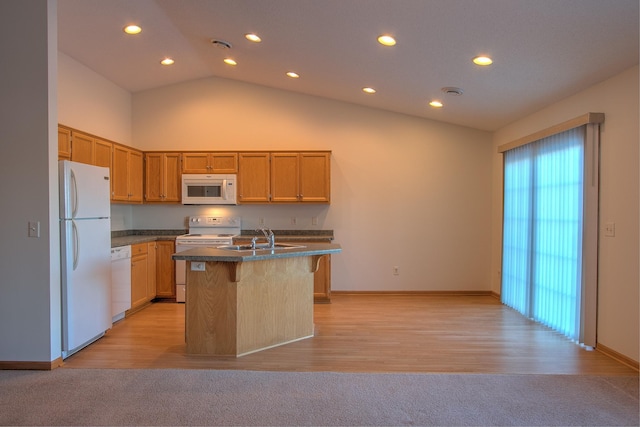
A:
70 168 78 218
72 220 80 270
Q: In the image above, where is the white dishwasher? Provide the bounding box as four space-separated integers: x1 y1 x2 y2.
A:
111 245 131 322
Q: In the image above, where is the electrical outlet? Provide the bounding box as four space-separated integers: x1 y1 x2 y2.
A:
291 217 297 225
191 262 205 271
393 266 399 275
604 222 615 237
311 216 318 225
259 217 265 226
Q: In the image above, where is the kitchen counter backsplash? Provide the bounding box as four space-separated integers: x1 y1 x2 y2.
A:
237 230 334 242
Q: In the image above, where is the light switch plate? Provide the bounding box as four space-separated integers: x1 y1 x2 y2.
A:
28 221 40 238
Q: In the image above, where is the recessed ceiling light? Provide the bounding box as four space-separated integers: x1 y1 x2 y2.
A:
223 58 237 66
377 35 396 46
286 71 300 78
473 56 493 66
245 33 262 43
429 100 443 108
123 25 141 35
160 58 174 66
362 87 376 94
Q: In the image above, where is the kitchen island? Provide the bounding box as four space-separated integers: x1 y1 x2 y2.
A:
172 243 341 357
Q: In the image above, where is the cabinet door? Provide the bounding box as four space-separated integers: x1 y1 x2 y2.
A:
131 252 148 310
58 126 71 160
299 152 330 203
146 242 157 301
111 145 130 201
94 139 112 169
128 150 144 203
238 152 271 203
182 153 210 173
271 153 300 203
146 153 181 202
163 153 182 202
71 131 94 165
313 254 331 303
210 153 238 173
156 241 176 298
144 153 164 202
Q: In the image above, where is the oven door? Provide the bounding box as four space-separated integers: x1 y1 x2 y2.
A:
174 242 198 302
175 238 233 302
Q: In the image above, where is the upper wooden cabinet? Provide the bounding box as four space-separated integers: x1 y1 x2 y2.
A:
58 126 72 160
70 130 112 169
238 151 331 204
182 152 238 174
237 152 271 203
112 145 143 203
145 152 181 203
271 152 331 203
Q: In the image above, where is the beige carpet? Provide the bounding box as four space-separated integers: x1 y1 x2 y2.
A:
0 369 638 426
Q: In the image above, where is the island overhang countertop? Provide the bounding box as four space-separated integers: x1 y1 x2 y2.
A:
174 241 341 357
171 242 342 262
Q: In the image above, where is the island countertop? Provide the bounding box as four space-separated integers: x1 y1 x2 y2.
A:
172 242 341 262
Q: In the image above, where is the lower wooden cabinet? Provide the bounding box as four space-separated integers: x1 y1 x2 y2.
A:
313 254 332 303
146 242 157 301
155 240 176 299
279 239 332 303
130 243 149 311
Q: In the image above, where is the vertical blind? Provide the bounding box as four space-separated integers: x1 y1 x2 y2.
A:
501 127 586 342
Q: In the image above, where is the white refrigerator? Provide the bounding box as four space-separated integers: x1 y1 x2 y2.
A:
59 160 112 359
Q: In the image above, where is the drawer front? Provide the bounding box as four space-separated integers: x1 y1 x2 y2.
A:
131 243 148 256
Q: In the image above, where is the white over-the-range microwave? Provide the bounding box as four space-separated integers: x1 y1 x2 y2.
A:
181 174 237 205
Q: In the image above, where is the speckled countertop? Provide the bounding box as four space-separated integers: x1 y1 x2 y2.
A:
172 242 341 262
110 230 185 248
111 229 334 248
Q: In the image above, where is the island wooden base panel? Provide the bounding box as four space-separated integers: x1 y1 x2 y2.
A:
186 257 314 356
59 294 638 375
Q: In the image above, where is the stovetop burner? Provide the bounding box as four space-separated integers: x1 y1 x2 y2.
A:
176 216 241 243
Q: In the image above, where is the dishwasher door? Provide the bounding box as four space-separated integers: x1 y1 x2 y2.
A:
111 245 131 322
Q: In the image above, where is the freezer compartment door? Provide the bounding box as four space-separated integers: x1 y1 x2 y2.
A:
61 218 112 357
59 160 111 219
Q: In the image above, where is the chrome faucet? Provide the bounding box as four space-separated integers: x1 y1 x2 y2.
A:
256 227 275 248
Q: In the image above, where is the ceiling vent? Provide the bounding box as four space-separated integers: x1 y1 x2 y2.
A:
211 39 232 49
441 86 464 96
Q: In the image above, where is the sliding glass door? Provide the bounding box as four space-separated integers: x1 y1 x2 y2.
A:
501 126 596 345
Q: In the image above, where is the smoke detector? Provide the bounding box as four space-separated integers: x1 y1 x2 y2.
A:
441 86 464 96
211 39 232 49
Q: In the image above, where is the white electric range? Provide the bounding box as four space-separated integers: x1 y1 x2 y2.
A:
174 215 241 302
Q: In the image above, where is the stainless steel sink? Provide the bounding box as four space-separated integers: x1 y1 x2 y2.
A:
216 243 306 251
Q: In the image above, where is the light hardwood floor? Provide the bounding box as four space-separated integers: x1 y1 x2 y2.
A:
62 294 637 375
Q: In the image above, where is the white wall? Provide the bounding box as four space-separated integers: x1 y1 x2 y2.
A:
0 0 59 363
491 66 639 362
57 52 134 231
132 77 494 292
58 52 132 145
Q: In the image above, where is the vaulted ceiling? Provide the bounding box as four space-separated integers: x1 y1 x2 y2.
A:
57 0 639 131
